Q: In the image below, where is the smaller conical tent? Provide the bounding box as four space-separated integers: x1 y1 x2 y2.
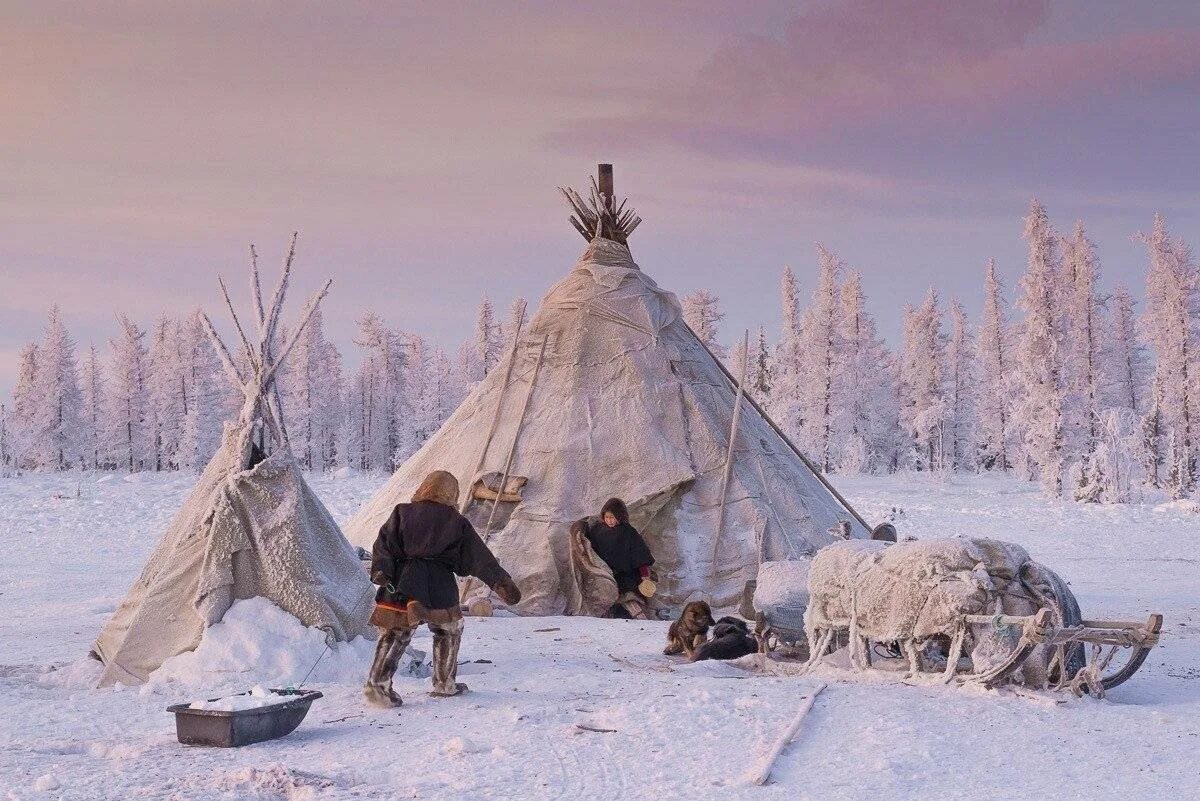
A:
92 238 373 686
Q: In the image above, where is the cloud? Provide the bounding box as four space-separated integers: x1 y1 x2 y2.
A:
547 0 1200 169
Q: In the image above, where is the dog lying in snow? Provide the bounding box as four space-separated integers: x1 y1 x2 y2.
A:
663 601 715 657
690 616 757 662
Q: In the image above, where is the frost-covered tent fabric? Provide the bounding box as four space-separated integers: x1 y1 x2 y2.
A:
345 169 869 613
92 241 374 686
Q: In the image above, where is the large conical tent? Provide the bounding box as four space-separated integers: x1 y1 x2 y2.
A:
93 238 374 686
345 167 871 613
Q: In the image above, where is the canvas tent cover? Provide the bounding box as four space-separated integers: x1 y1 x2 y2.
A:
346 238 867 613
93 421 374 686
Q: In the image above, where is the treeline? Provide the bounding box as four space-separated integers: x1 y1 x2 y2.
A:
684 204 1191 503
1 297 525 476
4 203 1197 504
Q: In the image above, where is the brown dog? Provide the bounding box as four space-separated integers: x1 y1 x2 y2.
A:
663 601 716 657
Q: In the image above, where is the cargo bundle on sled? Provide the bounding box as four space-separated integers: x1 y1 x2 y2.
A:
748 536 1161 698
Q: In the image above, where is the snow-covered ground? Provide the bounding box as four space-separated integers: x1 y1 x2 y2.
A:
1 470 1197 800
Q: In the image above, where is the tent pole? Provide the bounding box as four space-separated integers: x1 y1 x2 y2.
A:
686 327 873 533
461 302 527 513
461 334 548 605
481 333 548 542
711 329 749 583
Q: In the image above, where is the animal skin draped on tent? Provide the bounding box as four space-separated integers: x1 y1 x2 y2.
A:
345 235 868 613
92 241 374 686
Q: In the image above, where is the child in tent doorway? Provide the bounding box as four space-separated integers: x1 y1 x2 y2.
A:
365 470 522 708
583 498 656 620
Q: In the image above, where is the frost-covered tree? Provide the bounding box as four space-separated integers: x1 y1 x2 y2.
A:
178 311 226 470
80 344 105 470
796 245 844 471
1075 409 1142 504
1013 200 1065 495
450 341 479 406
974 259 1012 471
9 343 39 468
1107 285 1148 414
944 301 976 471
899 289 945 470
146 316 185 470
749 327 772 405
27 307 84 470
106 315 151 472
770 266 805 443
1140 374 1165 489
836 271 892 473
727 332 751 385
0 404 10 474
1138 213 1199 496
475 296 501 378
1061 221 1107 480
397 333 430 462
281 308 343 470
682 289 726 358
347 311 408 471
417 347 455 447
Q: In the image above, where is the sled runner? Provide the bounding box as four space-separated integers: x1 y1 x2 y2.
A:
955 610 1164 696
794 606 1163 697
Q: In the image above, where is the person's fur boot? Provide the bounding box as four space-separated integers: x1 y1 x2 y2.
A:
663 601 716 657
364 683 403 708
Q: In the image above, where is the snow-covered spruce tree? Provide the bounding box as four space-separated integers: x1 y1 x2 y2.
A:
146 316 185 471
727 332 750 384
944 301 976 471
475 296 501 379
1107 285 1148 414
974 259 1013 471
796 245 844 471
418 347 455 448
281 307 344 470
351 311 408 471
1060 221 1109 495
749 327 773 406
837 271 892 473
1077 409 1141 504
451 340 477 407
1013 200 1066 496
27 307 84 470
343 362 372 471
178 311 226 471
899 289 945 471
769 266 805 443
1140 374 1165 488
682 289 726 359
1138 213 1199 497
106 315 151 472
9 343 39 469
0 404 9 474
80 344 105 470
396 333 430 462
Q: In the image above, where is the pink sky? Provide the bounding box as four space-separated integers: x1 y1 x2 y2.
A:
4 1 1200 394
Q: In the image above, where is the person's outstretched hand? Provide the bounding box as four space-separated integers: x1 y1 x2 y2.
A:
492 577 522 606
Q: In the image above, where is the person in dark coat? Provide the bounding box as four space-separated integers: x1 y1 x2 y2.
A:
365 470 521 708
583 498 655 619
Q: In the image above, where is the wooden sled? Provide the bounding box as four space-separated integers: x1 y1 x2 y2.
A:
961 610 1163 696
